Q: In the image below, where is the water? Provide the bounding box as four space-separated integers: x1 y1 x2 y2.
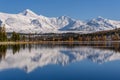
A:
0 42 120 80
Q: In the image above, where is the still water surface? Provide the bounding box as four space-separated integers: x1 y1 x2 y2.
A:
0 42 120 80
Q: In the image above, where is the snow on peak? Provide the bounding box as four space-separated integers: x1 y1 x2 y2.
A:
58 16 71 19
97 16 105 20
20 9 38 17
57 16 75 22
85 16 119 31
91 16 107 22
0 9 120 33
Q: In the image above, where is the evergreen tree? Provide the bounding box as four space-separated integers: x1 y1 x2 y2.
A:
11 31 20 41
2 25 7 41
21 35 26 42
0 24 7 41
28 33 30 41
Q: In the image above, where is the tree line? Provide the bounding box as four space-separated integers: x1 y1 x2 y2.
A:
0 24 120 42
0 25 20 42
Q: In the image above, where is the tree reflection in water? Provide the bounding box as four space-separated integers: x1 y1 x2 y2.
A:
12 44 20 54
0 45 7 61
0 42 120 62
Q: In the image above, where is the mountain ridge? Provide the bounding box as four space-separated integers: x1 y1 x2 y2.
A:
0 9 120 33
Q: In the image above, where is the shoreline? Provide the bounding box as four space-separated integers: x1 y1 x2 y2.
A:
0 41 120 45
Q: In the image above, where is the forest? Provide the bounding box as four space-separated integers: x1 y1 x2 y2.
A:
0 24 120 42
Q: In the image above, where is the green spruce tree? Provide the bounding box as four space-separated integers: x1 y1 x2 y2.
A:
0 24 7 41
11 31 20 41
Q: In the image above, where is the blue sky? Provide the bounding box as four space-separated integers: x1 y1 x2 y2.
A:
0 0 120 20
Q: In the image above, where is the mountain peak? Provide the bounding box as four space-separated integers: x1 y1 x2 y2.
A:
20 9 38 17
58 16 71 19
57 16 75 22
97 16 104 19
96 16 106 21
89 16 107 23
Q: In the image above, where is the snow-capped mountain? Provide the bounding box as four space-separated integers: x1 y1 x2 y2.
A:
0 9 120 33
0 45 120 73
86 16 120 31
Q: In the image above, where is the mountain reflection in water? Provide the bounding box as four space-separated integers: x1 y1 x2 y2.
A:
0 42 120 73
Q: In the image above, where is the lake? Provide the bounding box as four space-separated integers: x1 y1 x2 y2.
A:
0 42 120 80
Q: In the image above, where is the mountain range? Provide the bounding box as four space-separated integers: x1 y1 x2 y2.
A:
0 9 120 33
